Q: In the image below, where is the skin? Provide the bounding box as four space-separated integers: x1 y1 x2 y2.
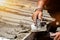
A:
54 32 60 40
32 0 60 40
32 0 47 23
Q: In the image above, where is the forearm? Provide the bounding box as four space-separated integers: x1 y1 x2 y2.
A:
37 0 47 10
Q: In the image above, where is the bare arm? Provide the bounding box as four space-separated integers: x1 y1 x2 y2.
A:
37 0 47 10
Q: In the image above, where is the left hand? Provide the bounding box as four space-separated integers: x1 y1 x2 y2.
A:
54 32 60 40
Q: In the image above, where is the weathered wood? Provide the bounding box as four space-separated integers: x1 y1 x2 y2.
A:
2 16 20 23
0 6 33 17
0 0 37 26
0 19 19 25
0 0 36 26
0 11 32 21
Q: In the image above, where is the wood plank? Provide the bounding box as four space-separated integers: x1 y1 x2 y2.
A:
2 16 20 23
0 11 33 22
0 6 33 16
0 19 19 25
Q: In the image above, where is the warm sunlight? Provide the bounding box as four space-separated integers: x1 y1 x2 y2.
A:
0 0 7 6
0 0 6 3
0 0 17 6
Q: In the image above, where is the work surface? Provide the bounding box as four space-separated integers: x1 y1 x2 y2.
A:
0 0 60 40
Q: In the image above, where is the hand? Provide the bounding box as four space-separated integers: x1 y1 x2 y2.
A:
54 32 60 40
32 10 43 24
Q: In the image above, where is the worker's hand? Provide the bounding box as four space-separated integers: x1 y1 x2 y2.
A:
32 10 43 24
54 32 60 40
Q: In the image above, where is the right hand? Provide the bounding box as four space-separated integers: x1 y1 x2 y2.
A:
32 10 43 23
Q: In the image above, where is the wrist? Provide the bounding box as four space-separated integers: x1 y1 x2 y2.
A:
35 7 43 12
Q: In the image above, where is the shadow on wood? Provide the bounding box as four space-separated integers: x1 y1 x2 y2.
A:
24 31 53 40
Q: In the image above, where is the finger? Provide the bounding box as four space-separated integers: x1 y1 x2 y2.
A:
57 36 60 40
57 34 60 40
38 12 43 20
54 35 59 40
32 12 38 23
32 11 39 20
